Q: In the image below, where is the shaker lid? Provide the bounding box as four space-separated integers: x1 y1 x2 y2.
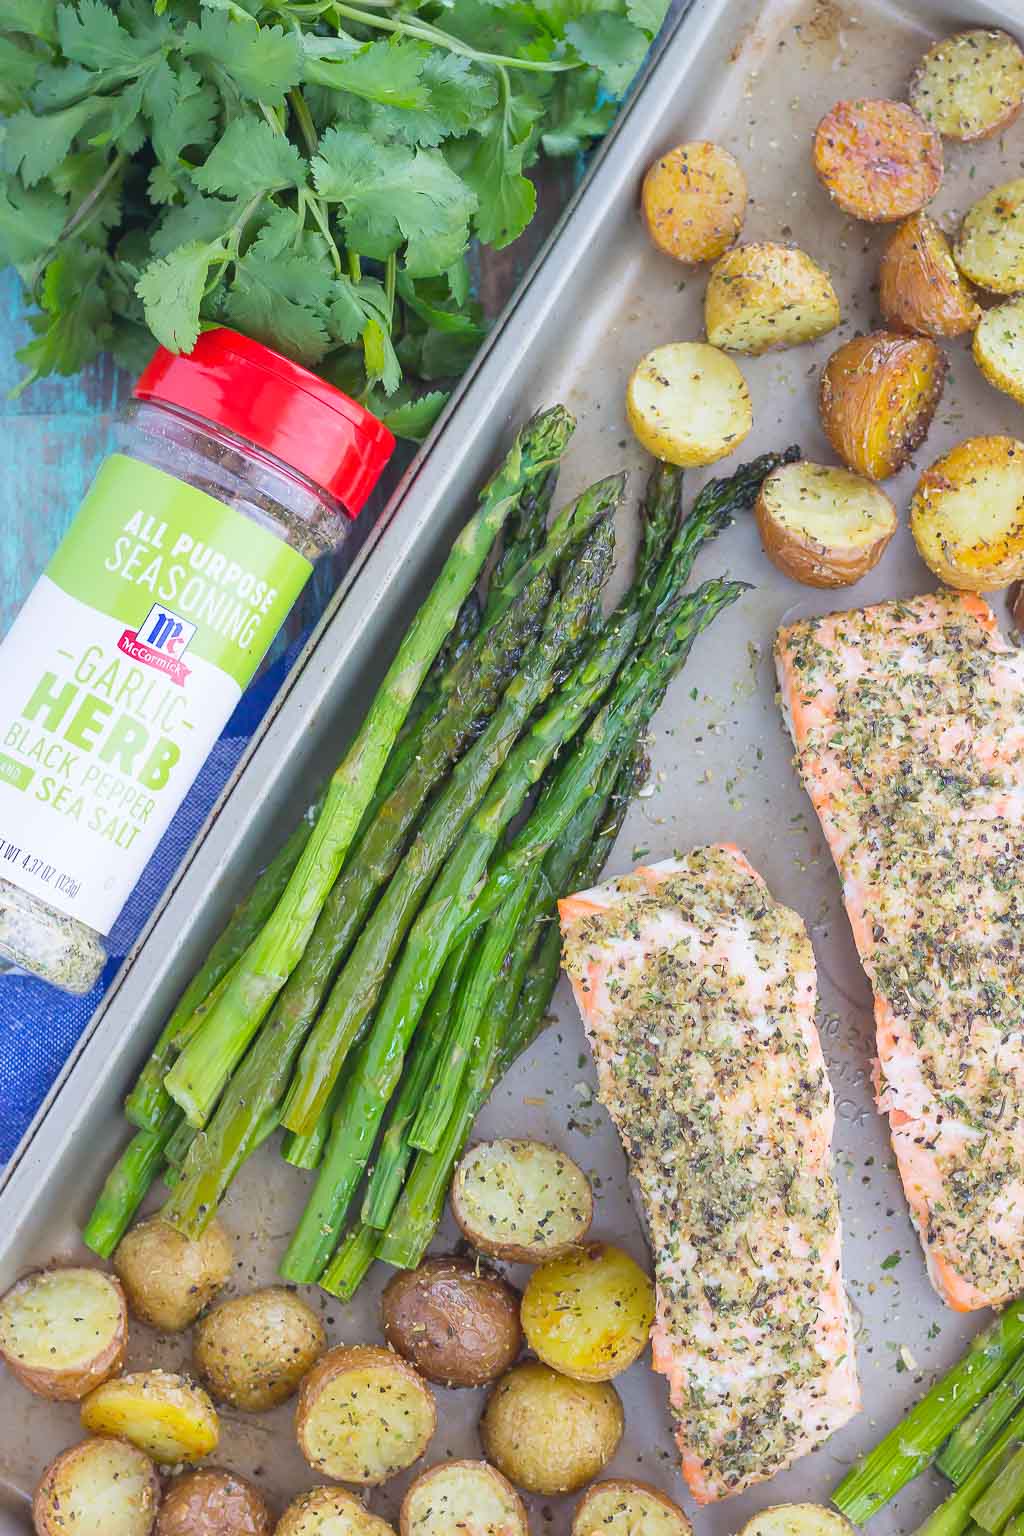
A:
134 328 395 519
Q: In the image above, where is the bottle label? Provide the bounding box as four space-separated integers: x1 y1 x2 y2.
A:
0 453 312 934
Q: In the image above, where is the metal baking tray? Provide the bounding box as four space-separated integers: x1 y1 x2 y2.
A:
4 0 1024 1528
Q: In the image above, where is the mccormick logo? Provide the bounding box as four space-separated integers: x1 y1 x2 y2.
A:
118 603 196 686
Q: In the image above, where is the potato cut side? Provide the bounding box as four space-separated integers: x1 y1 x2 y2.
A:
755 461 897 588
296 1345 436 1486
81 1369 219 1464
910 29 1024 141
819 331 947 480
641 141 747 264
911 435 1024 590
627 342 752 467
0 1266 126 1400
975 297 1024 405
114 1216 232 1333
878 214 980 338
739 1505 857 1536
705 242 840 354
573 1479 692 1536
400 1460 528 1536
452 1139 592 1261
521 1242 655 1382
813 99 943 222
33 1437 159 1536
276 1486 397 1536
955 179 1024 295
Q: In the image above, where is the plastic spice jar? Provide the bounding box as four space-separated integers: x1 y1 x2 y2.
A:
0 328 394 994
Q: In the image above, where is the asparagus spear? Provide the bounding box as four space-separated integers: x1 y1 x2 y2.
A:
834 1305 1024 1524
362 940 475 1228
918 1414 1024 1536
162 406 575 1128
321 1221 381 1301
163 1115 196 1168
162 504 617 1239
82 1109 184 1258
123 808 320 1131
484 466 558 620
374 744 644 1273
941 1355 1024 1486
281 1075 346 1171
973 1449 1024 1536
280 507 620 1141
167 555 552 1128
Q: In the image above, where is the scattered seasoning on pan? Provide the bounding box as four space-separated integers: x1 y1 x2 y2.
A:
0 329 392 993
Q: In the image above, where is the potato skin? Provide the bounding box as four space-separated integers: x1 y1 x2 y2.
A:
33 1437 160 1536
0 1266 127 1401
521 1243 655 1382
480 1361 624 1495
813 99 942 222
452 1139 593 1263
819 331 947 480
705 242 840 355
909 29 1024 142
276 1487 396 1536
573 1478 692 1536
81 1369 220 1465
910 435 1024 590
641 141 747 264
381 1256 521 1389
155 1469 273 1536
878 214 980 338
192 1287 325 1412
296 1345 437 1487
400 1460 528 1536
755 461 897 588
114 1218 232 1334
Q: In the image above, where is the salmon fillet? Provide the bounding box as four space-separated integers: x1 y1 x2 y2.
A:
559 846 860 1504
776 590 1024 1312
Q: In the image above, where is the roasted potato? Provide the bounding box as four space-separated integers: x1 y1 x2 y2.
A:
754 460 897 588
705 243 840 355
813 99 942 222
738 1506 857 1536
0 1266 126 1400
573 1479 692 1536
381 1255 521 1388
33 1437 160 1536
955 179 1024 295
192 1286 324 1412
452 1138 592 1262
296 1344 436 1486
819 331 947 480
81 1369 219 1464
400 1460 528 1536
155 1469 273 1536
521 1242 654 1382
974 297 1024 405
479 1361 624 1495
275 1488 396 1536
626 341 752 467
114 1217 232 1334
911 435 1024 590
641 141 747 264
878 214 980 338
909 29 1024 141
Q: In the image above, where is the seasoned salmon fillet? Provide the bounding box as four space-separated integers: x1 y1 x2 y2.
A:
776 590 1024 1312
559 846 860 1504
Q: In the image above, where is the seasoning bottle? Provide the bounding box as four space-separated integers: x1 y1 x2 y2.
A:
0 328 394 994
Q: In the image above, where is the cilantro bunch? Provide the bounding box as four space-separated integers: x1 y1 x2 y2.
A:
0 0 664 437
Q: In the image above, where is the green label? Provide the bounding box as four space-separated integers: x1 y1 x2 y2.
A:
0 752 33 791
47 454 313 689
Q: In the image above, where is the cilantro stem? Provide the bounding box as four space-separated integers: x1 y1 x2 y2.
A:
29 150 126 300
349 251 362 283
288 87 319 158
326 2 580 73
384 251 396 323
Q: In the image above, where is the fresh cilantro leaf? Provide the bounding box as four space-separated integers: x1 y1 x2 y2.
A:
444 0 554 64
150 191 242 256
109 317 155 373
541 68 615 156
303 36 429 110
0 176 67 277
14 245 109 389
4 97 100 185
459 114 536 248
397 271 484 337
362 313 401 393
249 204 304 259
328 275 380 344
0 0 56 42
57 0 150 71
46 144 106 197
136 239 217 351
0 36 41 110
626 0 667 34
182 11 301 106
413 323 480 378
881 1252 902 1270
382 388 447 441
192 118 306 200
147 61 219 165
446 256 469 307
91 75 147 154
28 59 97 109
565 13 648 95
419 52 496 136
313 126 475 276
223 250 331 366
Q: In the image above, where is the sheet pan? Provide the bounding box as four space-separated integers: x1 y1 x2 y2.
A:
3 0 1024 1528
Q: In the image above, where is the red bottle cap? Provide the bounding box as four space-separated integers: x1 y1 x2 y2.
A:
134 328 395 519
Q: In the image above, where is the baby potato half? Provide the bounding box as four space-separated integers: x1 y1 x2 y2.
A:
0 1266 126 1401
34 1437 160 1536
114 1216 232 1334
705 242 840 355
909 29 1024 142
276 1487 396 1536
911 435 1024 590
819 331 947 480
878 214 980 338
381 1254 521 1388
480 1361 624 1495
813 99 943 222
755 461 897 588
155 1468 273 1536
296 1345 436 1486
955 179 1024 296
573 1479 692 1536
400 1461 528 1536
193 1286 325 1412
627 342 752 467
641 140 747 264
974 296 1024 405
521 1242 655 1381
81 1369 219 1465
